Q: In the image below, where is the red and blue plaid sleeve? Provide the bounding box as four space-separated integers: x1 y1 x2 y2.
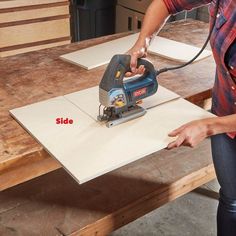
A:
162 0 212 14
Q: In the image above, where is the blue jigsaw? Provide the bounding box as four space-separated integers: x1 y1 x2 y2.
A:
97 54 158 127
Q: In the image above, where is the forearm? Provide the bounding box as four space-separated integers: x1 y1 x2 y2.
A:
128 0 211 72
135 0 170 47
206 114 236 136
135 0 212 48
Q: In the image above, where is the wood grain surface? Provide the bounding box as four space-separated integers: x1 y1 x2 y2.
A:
0 0 70 57
0 0 68 9
0 20 216 191
0 39 70 57
0 18 70 48
0 140 215 235
0 5 69 23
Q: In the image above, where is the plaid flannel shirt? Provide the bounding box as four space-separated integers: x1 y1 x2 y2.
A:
162 0 236 138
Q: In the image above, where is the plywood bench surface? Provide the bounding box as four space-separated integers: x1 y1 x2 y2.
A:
0 139 215 236
0 20 216 191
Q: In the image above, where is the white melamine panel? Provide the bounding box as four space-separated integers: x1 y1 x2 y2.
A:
148 36 212 63
60 34 212 70
64 85 180 120
60 34 139 70
10 87 214 184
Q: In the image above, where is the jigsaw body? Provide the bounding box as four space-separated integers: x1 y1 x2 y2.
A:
98 54 158 127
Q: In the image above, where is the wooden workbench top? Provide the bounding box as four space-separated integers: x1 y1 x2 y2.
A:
0 140 215 236
0 19 216 191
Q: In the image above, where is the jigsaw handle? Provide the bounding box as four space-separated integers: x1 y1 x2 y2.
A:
99 54 158 107
136 57 157 75
100 54 157 91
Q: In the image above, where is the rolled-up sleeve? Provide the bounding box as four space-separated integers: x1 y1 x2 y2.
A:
162 0 212 14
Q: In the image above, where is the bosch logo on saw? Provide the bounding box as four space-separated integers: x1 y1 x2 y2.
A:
133 88 147 98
